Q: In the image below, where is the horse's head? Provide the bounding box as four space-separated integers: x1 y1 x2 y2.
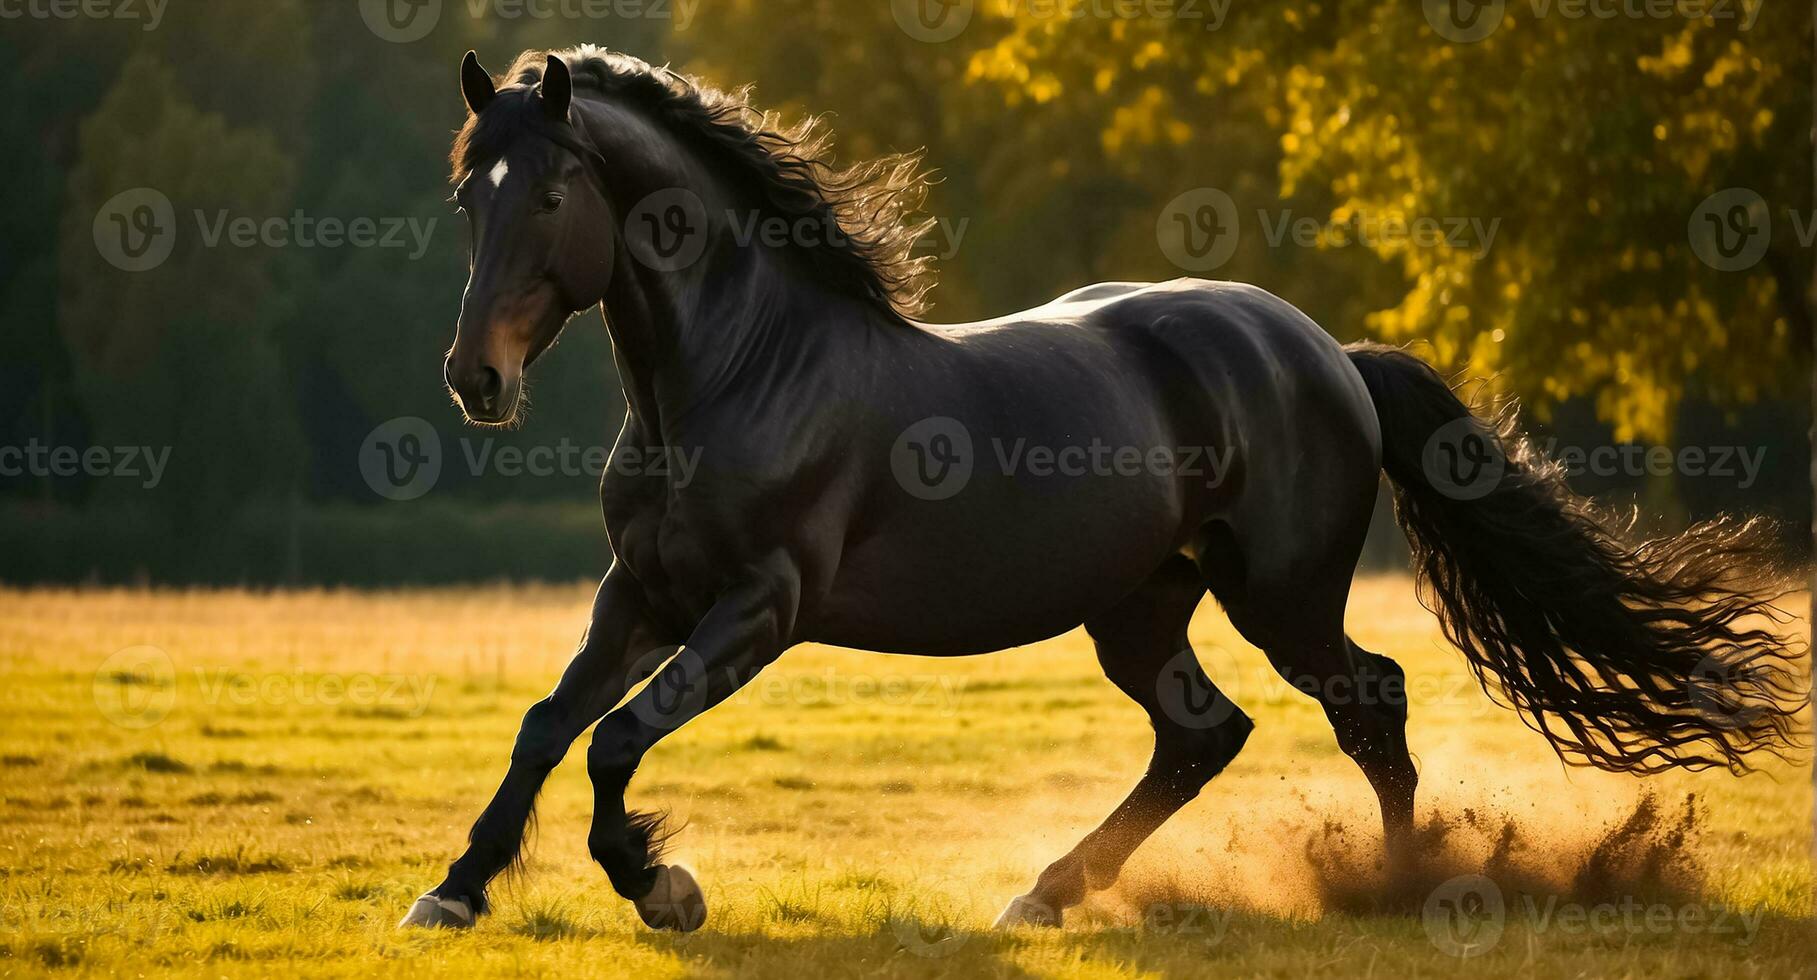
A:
444 51 614 426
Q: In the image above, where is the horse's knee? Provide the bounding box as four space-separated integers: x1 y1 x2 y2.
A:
1150 704 1253 797
586 715 644 786
1325 653 1416 783
1174 702 1254 766
509 698 571 769
1355 649 1409 724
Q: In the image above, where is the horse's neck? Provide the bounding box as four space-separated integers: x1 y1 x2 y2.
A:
576 101 884 436
602 244 852 440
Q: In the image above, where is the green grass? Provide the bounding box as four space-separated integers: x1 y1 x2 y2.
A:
0 580 1810 977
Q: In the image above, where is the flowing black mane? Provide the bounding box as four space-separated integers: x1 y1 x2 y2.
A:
451 45 937 319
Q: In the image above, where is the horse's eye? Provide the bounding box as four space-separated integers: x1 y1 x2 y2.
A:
538 193 564 214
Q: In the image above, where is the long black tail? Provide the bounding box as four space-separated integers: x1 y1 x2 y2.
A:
1347 342 1806 775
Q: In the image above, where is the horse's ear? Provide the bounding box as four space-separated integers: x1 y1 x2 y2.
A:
461 50 495 115
541 55 572 122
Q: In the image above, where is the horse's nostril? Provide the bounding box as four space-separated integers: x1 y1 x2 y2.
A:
442 356 455 390
477 366 503 406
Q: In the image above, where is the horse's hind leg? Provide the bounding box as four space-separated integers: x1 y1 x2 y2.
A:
1212 554 1418 860
996 556 1253 928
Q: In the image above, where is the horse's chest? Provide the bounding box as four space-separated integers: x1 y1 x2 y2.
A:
599 473 727 622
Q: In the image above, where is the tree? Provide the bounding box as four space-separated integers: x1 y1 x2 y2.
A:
962 0 1811 440
59 52 301 523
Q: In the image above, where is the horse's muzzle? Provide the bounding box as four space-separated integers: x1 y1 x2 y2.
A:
445 355 516 424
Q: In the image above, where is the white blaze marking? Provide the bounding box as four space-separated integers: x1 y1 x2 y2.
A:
487 159 509 188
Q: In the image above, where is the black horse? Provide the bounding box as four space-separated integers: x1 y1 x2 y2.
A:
401 46 1803 931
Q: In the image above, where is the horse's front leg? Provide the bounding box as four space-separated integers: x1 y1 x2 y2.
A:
585 561 798 931
400 564 671 928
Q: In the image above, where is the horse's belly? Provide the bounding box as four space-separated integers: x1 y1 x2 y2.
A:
807 478 1183 655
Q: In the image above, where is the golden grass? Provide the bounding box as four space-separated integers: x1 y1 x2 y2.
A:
0 578 1810 977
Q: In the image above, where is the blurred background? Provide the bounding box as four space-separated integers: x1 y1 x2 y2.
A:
2 0 1810 585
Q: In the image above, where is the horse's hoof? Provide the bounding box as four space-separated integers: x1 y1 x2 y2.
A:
994 894 1062 929
398 892 476 929
634 864 707 932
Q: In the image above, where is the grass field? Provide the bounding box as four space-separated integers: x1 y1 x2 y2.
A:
0 579 1811 977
